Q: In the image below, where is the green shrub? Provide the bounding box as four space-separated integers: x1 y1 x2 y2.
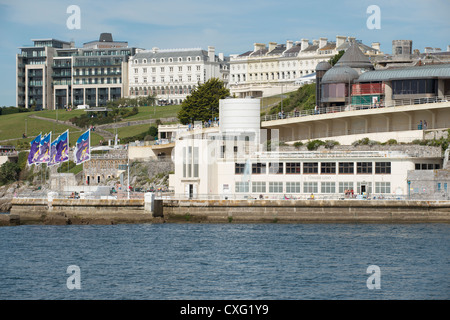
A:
306 139 326 151
293 141 303 149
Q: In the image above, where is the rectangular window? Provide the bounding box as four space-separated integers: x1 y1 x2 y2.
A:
357 162 372 174
235 163 246 174
252 181 266 193
252 163 266 174
286 162 301 174
303 162 318 174
182 147 186 178
235 182 249 193
375 162 391 174
339 182 354 193
193 147 199 178
375 182 391 194
321 182 336 193
269 162 283 174
286 182 301 193
303 182 318 193
339 162 354 174
437 183 441 191
269 182 283 193
321 162 336 174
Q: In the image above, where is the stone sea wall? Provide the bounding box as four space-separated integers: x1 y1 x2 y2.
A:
163 199 450 223
2 197 449 226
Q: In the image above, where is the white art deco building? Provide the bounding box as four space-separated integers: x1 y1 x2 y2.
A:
168 98 443 200
128 47 229 105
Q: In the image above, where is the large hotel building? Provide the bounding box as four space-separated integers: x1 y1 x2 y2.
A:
15 33 229 110
16 33 138 110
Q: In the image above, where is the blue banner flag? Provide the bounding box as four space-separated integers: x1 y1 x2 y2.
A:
74 129 90 165
27 133 41 166
56 130 69 164
48 137 59 166
36 132 51 164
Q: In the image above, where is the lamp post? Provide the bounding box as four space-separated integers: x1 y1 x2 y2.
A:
407 180 411 200
127 158 130 200
344 70 352 106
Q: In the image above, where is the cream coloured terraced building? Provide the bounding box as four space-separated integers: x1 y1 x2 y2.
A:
229 36 382 98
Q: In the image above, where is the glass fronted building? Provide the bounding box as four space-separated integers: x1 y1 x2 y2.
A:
16 34 138 110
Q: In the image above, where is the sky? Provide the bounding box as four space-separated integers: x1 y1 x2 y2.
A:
0 0 449 107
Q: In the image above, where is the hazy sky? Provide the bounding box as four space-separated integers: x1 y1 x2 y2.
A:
1 0 449 106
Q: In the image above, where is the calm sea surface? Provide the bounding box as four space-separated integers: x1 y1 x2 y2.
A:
0 223 448 300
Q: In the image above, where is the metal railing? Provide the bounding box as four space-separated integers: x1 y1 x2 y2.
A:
262 95 450 122
11 190 450 202
155 193 450 201
251 150 417 159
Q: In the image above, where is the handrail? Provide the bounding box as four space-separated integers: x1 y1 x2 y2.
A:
262 95 450 122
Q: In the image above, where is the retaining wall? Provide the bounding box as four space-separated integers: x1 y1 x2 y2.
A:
163 199 450 223
3 198 450 226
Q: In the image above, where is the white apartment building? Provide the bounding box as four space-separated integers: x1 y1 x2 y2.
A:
230 36 382 98
128 47 229 105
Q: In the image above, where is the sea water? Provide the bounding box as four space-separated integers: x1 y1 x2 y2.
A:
0 223 448 300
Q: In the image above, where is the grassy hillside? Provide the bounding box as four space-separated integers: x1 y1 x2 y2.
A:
262 83 316 116
0 105 182 148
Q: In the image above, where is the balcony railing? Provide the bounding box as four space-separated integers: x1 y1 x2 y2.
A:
262 95 450 122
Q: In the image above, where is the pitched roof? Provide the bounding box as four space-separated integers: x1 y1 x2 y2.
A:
335 42 374 69
132 49 209 63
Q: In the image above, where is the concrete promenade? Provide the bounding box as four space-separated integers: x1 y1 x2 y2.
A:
2 197 449 226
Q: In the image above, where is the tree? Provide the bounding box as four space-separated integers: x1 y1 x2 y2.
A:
177 78 230 124
0 161 20 186
329 50 345 66
148 126 158 137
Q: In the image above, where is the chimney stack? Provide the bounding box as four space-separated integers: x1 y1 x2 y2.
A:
254 43 265 52
286 40 293 50
371 42 381 52
208 46 215 62
319 37 328 48
301 39 309 51
336 35 346 48
268 42 277 52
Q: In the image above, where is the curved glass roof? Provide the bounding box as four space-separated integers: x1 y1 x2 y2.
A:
357 64 450 82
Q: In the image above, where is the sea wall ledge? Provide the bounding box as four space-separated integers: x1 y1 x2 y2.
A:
163 199 450 223
3 198 450 226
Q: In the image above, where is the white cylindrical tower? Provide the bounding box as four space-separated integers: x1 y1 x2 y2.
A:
219 98 260 133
